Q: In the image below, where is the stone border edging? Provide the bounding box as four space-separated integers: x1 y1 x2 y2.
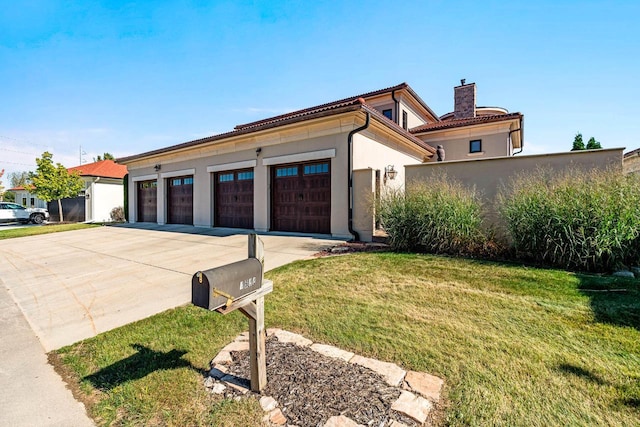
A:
205 328 444 426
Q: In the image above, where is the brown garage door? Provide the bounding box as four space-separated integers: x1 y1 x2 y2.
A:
215 169 254 229
167 176 193 225
271 160 331 234
137 180 157 223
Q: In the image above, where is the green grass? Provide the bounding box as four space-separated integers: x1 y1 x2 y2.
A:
54 253 640 426
0 223 98 239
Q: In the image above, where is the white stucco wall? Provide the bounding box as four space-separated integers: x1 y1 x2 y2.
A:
89 180 124 222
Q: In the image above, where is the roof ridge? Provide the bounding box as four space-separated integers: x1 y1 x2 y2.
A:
234 83 409 130
411 112 522 133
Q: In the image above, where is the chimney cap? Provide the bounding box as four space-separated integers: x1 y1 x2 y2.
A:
460 78 466 85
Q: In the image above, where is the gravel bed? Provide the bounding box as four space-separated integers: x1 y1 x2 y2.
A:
224 336 418 426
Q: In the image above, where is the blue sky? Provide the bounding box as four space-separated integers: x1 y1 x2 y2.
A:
1 1 639 180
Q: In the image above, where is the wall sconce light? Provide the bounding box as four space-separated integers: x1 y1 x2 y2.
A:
85 192 90 199
384 165 397 184
256 147 262 157
154 164 161 171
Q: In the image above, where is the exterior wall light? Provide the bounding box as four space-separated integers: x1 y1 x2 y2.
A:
384 165 397 184
154 164 161 171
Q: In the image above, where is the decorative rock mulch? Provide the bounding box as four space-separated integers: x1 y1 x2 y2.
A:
203 329 444 426
314 242 390 258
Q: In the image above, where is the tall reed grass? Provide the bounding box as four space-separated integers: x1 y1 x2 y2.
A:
498 168 640 272
378 177 486 255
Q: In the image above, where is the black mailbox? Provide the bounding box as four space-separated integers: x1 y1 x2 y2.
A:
192 258 263 311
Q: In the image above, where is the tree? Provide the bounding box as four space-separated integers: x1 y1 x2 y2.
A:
94 152 115 162
9 171 30 189
571 133 585 151
30 152 84 222
572 132 602 151
586 137 602 150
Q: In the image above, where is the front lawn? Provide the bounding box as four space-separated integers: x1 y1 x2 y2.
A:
0 223 98 239
53 253 640 426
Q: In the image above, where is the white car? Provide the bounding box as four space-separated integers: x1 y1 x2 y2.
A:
0 202 49 224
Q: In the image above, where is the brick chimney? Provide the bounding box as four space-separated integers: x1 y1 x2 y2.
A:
454 79 476 119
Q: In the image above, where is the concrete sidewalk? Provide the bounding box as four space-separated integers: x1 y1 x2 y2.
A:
0 285 94 427
0 224 341 426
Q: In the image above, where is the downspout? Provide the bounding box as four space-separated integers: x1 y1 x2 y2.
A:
348 108 370 242
511 117 524 155
391 90 399 125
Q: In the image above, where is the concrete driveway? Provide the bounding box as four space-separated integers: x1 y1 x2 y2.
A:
0 224 341 352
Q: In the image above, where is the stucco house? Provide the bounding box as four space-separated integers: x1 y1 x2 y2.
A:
118 81 523 240
10 160 127 222
623 148 640 174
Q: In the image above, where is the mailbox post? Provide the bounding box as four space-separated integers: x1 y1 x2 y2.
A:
191 234 271 392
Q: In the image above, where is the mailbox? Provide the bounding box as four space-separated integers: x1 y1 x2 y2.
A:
192 257 263 311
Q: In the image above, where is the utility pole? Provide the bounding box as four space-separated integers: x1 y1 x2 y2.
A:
79 146 86 165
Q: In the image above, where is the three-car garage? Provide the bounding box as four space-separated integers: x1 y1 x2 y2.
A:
133 160 332 234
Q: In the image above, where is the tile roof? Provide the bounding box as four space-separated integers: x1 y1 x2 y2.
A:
118 94 436 163
624 147 640 158
410 112 523 133
67 160 128 179
234 82 440 130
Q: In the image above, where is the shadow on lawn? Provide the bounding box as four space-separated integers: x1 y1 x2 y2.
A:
84 344 200 391
578 274 640 331
557 363 607 385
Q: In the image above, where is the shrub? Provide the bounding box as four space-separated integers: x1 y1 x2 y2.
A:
378 177 487 255
498 168 640 272
110 206 126 222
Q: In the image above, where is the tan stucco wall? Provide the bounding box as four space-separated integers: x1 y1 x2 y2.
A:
624 152 640 174
420 125 512 162
406 148 624 223
352 168 376 242
353 132 424 193
398 98 428 129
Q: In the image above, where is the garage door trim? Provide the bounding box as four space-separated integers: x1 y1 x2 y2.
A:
132 173 158 182
161 168 195 179
263 148 335 166
207 160 257 173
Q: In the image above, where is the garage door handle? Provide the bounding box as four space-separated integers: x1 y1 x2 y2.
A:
234 195 238 201
298 193 303 201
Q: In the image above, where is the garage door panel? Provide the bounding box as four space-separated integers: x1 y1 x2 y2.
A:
215 169 254 229
272 161 330 234
167 176 193 225
137 180 157 223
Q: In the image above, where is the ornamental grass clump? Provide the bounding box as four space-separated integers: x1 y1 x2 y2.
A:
378 177 486 255
498 168 640 272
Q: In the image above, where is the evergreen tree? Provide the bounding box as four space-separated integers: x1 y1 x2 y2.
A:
571 133 585 151
586 137 602 150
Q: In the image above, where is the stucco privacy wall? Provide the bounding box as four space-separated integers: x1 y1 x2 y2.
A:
406 148 624 222
352 168 376 242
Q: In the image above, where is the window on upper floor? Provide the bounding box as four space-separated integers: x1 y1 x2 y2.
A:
402 111 408 130
469 139 482 153
382 109 393 120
